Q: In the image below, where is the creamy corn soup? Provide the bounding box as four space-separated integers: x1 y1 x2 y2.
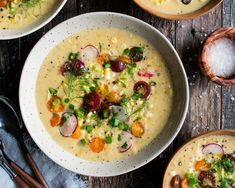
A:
0 0 55 30
165 134 235 188
36 28 173 162
145 0 211 15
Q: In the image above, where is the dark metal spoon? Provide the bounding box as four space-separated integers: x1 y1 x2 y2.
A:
0 96 48 188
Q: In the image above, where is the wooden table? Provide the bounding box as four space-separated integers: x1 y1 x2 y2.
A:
0 0 234 187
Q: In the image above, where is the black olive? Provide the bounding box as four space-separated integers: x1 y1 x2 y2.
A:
181 0 192 5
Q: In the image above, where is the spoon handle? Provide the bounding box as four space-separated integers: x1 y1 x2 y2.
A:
14 175 30 188
9 160 43 188
25 153 49 188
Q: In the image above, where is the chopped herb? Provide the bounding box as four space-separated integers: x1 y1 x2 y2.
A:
185 172 200 188
157 73 161 77
118 122 129 131
134 47 144 53
85 125 93 133
80 139 87 145
150 81 157 86
123 48 130 55
99 43 102 52
120 97 128 106
63 98 70 104
69 104 75 110
134 117 142 122
90 114 101 127
52 98 61 107
74 107 86 119
105 136 112 144
68 52 78 60
103 110 109 119
121 142 128 149
22 0 41 8
130 101 147 116
48 88 58 95
108 115 119 128
61 116 67 124
132 92 140 100
104 63 111 68
117 134 122 141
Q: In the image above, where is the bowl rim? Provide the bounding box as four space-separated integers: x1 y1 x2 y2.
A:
0 0 67 40
162 129 235 187
19 11 189 176
199 27 235 86
133 0 223 20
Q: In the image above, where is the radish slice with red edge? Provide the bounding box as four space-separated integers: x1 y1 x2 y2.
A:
202 143 224 155
137 70 155 78
80 45 98 63
59 112 78 137
118 131 133 153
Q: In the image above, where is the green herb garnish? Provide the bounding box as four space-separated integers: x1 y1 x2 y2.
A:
120 97 128 106
104 63 111 68
118 122 129 131
121 142 128 149
185 172 200 188
117 134 122 141
49 88 58 96
68 52 78 60
105 136 112 144
150 81 157 86
69 104 75 110
132 92 140 100
74 107 86 119
123 48 130 55
80 139 87 145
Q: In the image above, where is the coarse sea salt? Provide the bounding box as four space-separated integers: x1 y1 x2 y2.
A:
206 38 235 78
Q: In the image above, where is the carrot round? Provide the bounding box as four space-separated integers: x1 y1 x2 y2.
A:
180 178 189 188
194 159 210 171
107 91 121 103
50 114 61 127
89 137 105 153
117 56 131 64
71 124 81 139
131 122 144 137
47 96 64 113
97 54 110 65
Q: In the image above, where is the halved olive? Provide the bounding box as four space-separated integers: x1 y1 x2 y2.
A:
129 47 144 62
170 175 181 188
133 81 151 99
83 92 101 111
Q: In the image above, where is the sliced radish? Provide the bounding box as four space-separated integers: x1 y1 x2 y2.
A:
80 45 98 63
111 105 129 122
202 143 224 155
118 131 133 153
59 112 78 137
138 70 155 78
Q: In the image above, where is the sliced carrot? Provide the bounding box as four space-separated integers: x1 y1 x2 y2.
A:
71 123 81 139
97 54 110 65
181 178 189 188
0 0 8 7
107 91 121 103
47 96 64 113
131 122 144 137
89 137 105 153
117 56 131 64
194 159 210 171
96 83 109 97
50 114 61 127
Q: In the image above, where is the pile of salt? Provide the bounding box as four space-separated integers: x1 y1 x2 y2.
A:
206 38 235 78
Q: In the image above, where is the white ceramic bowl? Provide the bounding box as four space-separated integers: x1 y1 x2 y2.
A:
19 12 189 177
0 0 67 40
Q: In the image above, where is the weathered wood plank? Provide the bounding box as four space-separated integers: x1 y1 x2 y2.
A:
221 0 235 130
174 6 222 148
0 39 20 104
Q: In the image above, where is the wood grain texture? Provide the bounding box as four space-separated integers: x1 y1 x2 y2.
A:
0 0 234 188
174 7 222 149
221 0 235 130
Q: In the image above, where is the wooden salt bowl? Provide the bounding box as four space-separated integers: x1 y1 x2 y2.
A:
200 27 235 86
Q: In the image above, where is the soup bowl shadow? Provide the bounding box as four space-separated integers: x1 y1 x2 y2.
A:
19 12 189 176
